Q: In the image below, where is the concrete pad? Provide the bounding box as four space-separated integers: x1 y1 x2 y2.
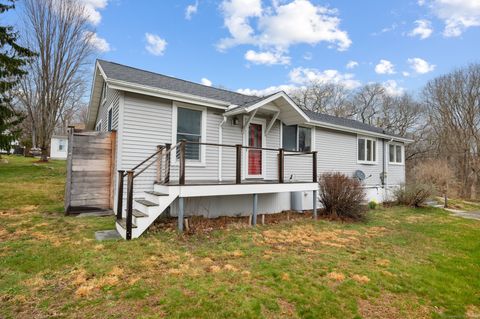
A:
76 210 115 218
95 229 122 241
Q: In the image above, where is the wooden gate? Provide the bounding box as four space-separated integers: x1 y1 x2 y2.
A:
64 128 116 214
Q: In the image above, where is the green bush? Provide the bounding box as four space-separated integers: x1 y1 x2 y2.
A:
368 201 378 210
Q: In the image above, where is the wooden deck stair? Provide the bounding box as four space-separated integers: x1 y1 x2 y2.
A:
116 185 179 239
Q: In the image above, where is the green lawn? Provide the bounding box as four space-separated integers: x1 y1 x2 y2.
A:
0 155 479 318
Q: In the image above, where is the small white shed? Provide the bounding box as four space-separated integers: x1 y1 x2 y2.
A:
50 135 68 159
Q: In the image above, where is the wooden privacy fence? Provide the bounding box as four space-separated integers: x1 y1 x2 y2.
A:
64 128 116 214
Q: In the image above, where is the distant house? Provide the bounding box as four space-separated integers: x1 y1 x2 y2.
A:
68 59 412 239
50 135 68 159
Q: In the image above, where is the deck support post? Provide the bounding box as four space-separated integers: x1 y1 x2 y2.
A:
313 190 317 220
252 193 258 226
178 197 184 232
278 148 284 183
235 144 242 184
116 170 125 220
126 170 134 240
179 140 186 185
165 143 171 184
156 145 163 183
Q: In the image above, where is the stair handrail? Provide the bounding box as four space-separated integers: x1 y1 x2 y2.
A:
116 141 182 240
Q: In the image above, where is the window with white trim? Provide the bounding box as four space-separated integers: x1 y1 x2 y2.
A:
107 107 113 131
176 106 203 160
389 143 404 164
282 124 312 152
101 81 107 102
358 137 377 163
95 121 102 131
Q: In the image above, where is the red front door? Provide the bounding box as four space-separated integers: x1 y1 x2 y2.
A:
248 123 262 176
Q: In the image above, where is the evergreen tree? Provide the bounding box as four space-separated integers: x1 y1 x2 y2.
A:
0 0 35 156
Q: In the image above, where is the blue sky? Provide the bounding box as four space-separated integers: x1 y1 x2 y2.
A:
9 0 480 96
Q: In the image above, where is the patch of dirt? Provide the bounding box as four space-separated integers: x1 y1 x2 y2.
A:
358 292 431 319
148 211 316 235
255 225 363 251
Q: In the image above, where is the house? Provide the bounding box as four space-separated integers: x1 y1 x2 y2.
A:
50 135 68 159
82 60 412 239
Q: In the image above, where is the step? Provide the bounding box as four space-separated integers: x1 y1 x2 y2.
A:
134 198 158 207
145 191 169 196
117 219 137 229
132 209 148 218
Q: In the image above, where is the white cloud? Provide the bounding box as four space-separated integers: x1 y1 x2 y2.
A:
237 84 298 96
244 50 290 65
402 71 410 77
185 1 199 20
409 19 433 39
85 31 111 52
81 0 108 25
145 33 167 56
420 0 480 36
375 59 396 74
382 80 405 97
201 78 212 86
218 0 351 52
237 66 361 96
346 60 359 69
289 67 361 89
407 57 436 74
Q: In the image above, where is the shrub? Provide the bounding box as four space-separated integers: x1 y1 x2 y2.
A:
318 172 367 221
393 183 434 207
368 201 378 210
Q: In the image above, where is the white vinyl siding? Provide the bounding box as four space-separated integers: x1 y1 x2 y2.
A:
95 86 120 132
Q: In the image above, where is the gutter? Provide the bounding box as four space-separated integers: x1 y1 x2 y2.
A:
309 120 414 144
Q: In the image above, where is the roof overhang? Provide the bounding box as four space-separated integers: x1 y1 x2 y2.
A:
86 61 232 130
309 119 414 144
224 91 310 126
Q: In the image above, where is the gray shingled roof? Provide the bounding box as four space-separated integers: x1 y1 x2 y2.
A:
302 109 401 137
98 60 404 139
98 60 259 106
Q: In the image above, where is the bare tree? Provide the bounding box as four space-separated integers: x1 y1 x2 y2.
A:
352 84 385 125
16 0 95 161
291 82 355 117
423 64 480 198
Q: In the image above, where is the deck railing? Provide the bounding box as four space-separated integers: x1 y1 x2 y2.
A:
116 140 317 239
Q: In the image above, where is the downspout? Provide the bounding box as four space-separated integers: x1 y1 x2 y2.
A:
218 116 227 181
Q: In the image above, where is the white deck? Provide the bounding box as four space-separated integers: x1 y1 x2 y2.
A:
155 182 318 198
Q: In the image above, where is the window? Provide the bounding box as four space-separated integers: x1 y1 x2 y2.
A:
358 137 377 163
298 127 311 152
58 139 66 151
389 143 404 164
101 81 107 102
95 121 102 131
176 106 202 160
282 124 312 152
107 107 113 131
282 125 297 151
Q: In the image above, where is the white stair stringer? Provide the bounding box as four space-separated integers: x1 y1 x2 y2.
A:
116 186 179 239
